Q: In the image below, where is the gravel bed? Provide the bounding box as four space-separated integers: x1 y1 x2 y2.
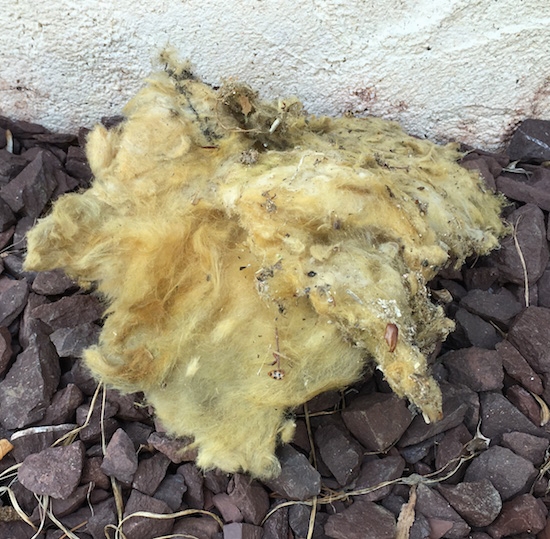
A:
0 115 550 539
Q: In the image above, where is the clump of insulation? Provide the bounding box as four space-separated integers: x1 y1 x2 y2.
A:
25 54 507 478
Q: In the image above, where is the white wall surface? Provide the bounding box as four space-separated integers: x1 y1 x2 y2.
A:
1 0 549 150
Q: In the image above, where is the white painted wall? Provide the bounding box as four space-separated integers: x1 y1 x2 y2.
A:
1 0 549 150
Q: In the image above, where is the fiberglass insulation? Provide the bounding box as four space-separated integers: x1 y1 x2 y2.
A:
25 58 507 478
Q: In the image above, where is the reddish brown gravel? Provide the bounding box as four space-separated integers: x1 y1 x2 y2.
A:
1 115 550 538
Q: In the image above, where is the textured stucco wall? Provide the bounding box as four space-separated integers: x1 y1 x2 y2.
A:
1 0 549 149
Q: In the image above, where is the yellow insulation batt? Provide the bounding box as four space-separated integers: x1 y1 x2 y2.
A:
25 57 507 478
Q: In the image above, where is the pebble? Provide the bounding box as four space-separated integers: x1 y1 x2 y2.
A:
153 472 187 511
100 428 138 485
497 340 543 395
415 484 470 538
354 455 405 502
18 441 85 499
494 204 549 285
434 423 472 474
501 431 549 466
31 294 104 331
0 327 60 429
479 391 547 440
10 423 76 462
314 422 363 486
263 444 320 500
86 497 117 539
341 392 413 451
147 431 197 463
454 308 501 349
50 322 101 358
325 500 396 539
39 383 84 425
0 150 58 217
442 347 503 391
460 287 521 326
486 493 548 539
506 384 542 425
31 268 78 295
178 462 205 509
508 306 550 373
463 445 537 501
171 516 222 538
507 118 550 163
437 479 502 527
122 489 174 539
227 473 269 526
0 276 29 326
223 522 263 539
132 452 171 496
0 325 12 376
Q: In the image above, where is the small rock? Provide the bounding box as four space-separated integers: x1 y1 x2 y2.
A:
325 500 396 539
496 174 550 211
262 500 289 539
153 473 187 511
442 347 503 391
508 306 550 373
355 456 405 502
10 423 76 462
497 340 543 395
81 456 111 490
0 150 58 217
171 516 221 539
76 397 119 444
0 327 60 429
178 462 205 509
507 119 550 163
147 431 197 463
227 473 269 526
539 268 550 308
124 421 154 450
31 294 103 331
501 431 549 466
101 428 138 485
223 522 263 539
288 504 328 538
122 489 174 539
435 423 472 474
479 392 547 440
506 384 542 425
86 497 117 539
203 468 231 494
0 277 29 326
31 269 78 295
65 145 93 181
341 392 413 451
18 441 85 499
437 479 501 527
454 308 500 349
314 423 363 486
494 204 549 285
461 157 497 190
263 444 320 500
105 389 149 421
398 395 467 447
400 433 443 464
462 266 499 291
132 452 171 496
50 322 101 358
486 493 548 538
415 484 470 538
212 492 243 523
0 326 12 376
464 445 537 501
51 483 90 517
39 384 84 425
460 287 522 326
0 196 15 232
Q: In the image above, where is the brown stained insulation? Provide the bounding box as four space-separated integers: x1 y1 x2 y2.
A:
24 55 507 478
